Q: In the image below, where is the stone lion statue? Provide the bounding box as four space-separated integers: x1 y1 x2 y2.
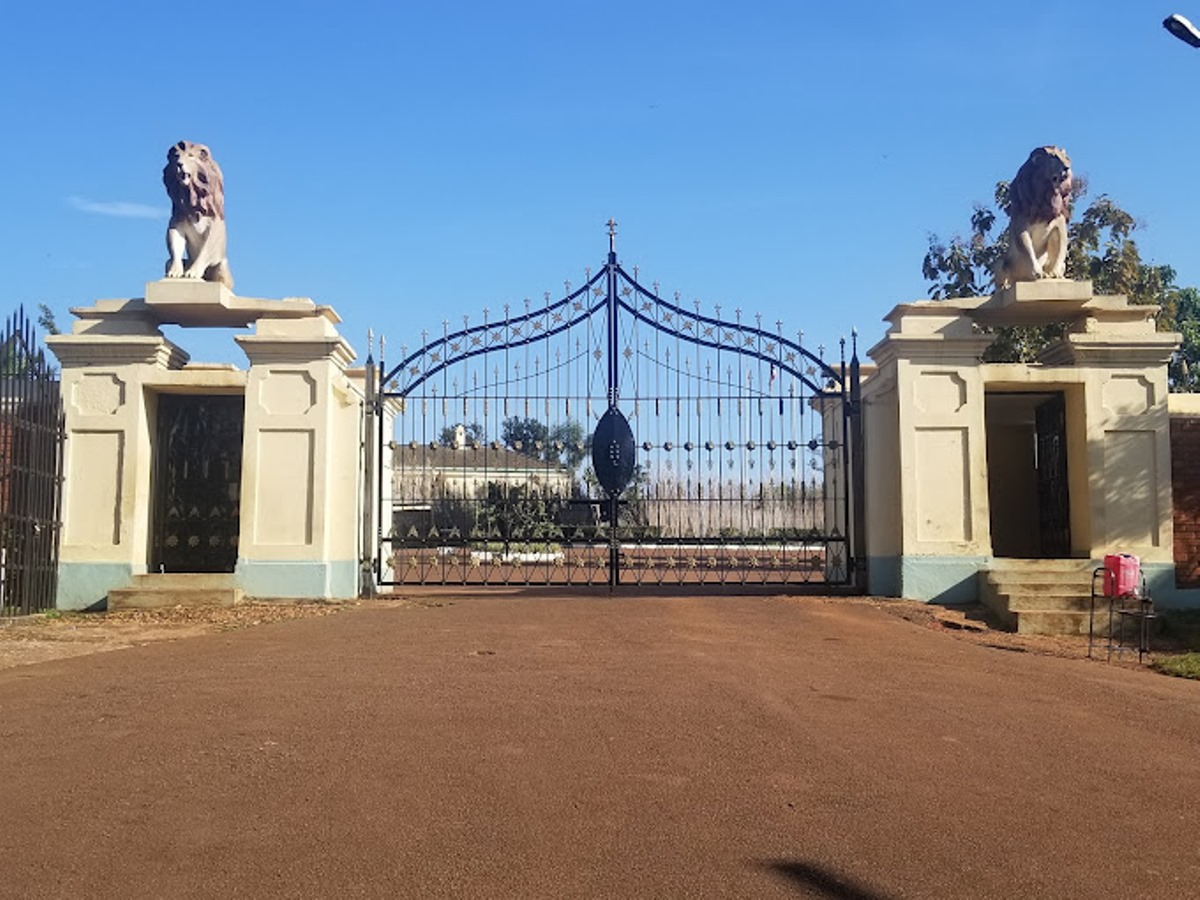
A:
162 140 233 289
993 146 1073 289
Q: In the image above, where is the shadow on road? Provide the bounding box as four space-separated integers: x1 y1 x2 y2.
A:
761 859 893 899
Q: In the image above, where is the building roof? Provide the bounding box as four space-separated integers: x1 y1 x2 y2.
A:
392 442 571 474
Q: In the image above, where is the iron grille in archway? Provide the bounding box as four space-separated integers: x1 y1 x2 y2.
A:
366 228 863 591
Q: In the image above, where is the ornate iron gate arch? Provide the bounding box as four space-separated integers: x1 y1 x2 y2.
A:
367 225 863 591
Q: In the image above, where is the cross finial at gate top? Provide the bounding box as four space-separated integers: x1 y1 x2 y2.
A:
606 218 618 254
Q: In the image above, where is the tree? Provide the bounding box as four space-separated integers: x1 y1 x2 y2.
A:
922 193 1005 300
36 304 60 336
1164 287 1200 392
501 416 588 469
480 482 563 547
923 179 1188 367
548 420 588 470
439 422 485 447
502 416 548 454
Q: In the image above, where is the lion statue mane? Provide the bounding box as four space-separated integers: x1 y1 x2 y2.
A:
993 146 1073 289
162 140 233 289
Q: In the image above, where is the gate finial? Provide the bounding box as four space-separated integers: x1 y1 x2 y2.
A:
606 218 618 255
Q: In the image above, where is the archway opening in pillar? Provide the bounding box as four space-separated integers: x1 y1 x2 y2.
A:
150 393 244 573
984 390 1077 559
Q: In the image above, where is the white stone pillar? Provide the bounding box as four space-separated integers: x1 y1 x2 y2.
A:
235 310 360 599
865 299 993 603
47 301 188 609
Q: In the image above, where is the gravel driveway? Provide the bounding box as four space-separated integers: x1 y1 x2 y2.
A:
1 594 1197 898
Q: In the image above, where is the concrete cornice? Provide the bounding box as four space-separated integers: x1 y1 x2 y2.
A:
868 334 994 367
46 333 189 369
235 334 358 368
1037 331 1181 367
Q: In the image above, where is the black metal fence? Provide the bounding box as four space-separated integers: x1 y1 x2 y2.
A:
0 308 64 615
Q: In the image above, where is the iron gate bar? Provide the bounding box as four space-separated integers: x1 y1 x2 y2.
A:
606 233 620 586
369 229 862 592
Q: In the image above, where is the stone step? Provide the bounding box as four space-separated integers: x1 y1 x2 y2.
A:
986 558 1094 572
980 578 1089 601
983 605 1017 631
1014 610 1094 636
998 592 1096 613
108 574 243 610
984 578 1099 592
986 581 1093 597
129 573 238 590
979 561 1104 636
1014 607 1156 638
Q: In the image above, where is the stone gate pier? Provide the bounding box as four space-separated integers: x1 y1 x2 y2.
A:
47 280 377 610
863 280 1186 612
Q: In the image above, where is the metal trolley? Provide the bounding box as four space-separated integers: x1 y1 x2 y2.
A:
1088 566 1155 663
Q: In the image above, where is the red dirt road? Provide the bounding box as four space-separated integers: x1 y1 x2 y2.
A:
1 595 1198 898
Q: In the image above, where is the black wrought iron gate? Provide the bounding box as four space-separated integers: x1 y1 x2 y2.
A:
1 307 64 615
366 228 863 591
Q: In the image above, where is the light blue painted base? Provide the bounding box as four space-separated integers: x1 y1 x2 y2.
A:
57 562 135 611
867 555 987 605
235 559 358 600
867 556 900 598
1136 562 1200 610
56 559 360 609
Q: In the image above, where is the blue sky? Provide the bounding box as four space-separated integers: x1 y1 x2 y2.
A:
3 2 1198 365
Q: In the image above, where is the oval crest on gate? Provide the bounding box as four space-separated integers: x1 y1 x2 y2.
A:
591 407 636 496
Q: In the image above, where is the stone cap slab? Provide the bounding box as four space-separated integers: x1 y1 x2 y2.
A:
68 298 162 336
972 280 1094 325
144 279 327 328
880 298 987 337
47 332 189 369
1037 331 1180 366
